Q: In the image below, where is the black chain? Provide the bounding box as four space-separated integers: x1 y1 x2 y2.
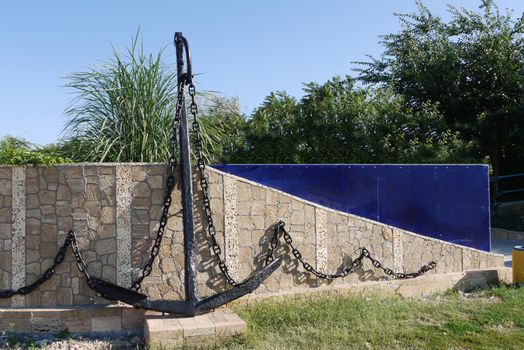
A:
130 80 185 291
69 230 95 288
0 231 72 298
0 230 101 299
267 221 437 280
188 82 239 287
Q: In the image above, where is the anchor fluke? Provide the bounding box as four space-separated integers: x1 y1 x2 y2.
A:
88 277 148 305
133 299 194 315
131 257 283 316
195 256 283 313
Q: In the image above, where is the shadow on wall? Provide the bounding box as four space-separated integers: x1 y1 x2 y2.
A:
275 224 397 286
198 219 391 295
249 223 391 290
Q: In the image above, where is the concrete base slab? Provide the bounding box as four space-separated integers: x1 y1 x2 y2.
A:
144 309 246 348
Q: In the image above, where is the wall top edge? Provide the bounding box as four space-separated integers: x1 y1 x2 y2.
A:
211 164 489 168
0 162 170 168
0 163 489 168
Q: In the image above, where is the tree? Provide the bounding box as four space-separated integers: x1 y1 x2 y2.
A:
225 91 300 163
197 95 246 164
357 0 524 176
0 136 70 165
222 76 475 164
352 91 477 164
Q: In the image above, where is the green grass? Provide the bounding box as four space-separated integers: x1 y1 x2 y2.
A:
218 285 524 350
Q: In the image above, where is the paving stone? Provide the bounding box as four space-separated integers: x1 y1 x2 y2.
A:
144 310 245 348
179 314 215 337
145 317 184 348
31 318 62 333
208 310 247 336
91 316 122 332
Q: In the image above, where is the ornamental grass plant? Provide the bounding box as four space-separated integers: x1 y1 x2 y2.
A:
63 34 225 164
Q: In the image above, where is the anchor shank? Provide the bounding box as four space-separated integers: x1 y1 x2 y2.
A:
175 32 199 304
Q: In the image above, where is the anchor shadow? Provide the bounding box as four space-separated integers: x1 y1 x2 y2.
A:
193 185 228 295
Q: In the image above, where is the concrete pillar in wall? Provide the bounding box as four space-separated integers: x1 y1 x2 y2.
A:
223 176 239 281
116 165 132 288
314 208 328 272
393 229 404 273
11 167 26 307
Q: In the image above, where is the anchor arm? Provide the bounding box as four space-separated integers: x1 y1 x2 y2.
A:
195 257 283 314
89 256 282 316
133 299 194 316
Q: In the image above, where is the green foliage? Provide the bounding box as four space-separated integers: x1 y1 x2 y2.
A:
196 95 245 164
226 91 299 163
353 90 478 164
18 0 523 168
63 34 176 163
357 0 524 173
63 33 225 163
0 136 71 165
63 2 522 167
220 76 476 164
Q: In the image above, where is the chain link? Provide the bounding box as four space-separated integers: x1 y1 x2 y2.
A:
0 230 102 298
267 221 437 280
69 230 95 288
188 82 239 287
0 231 72 298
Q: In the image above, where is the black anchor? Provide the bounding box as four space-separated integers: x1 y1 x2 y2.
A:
87 33 282 316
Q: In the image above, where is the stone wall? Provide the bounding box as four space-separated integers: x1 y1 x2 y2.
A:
0 167 12 307
0 164 504 308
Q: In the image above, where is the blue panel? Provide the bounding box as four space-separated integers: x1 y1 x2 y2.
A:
212 164 491 251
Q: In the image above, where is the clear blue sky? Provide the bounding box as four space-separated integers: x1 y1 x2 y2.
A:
1 0 522 145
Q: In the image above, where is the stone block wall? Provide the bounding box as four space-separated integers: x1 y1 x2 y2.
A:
492 227 524 241
0 164 503 308
0 167 12 307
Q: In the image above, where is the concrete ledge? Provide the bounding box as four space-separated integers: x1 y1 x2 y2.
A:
0 304 145 335
230 267 513 307
144 310 246 348
492 227 524 241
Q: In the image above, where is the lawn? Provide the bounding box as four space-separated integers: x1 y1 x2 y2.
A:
220 285 524 350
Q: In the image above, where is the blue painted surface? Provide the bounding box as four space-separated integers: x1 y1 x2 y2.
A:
212 164 491 251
